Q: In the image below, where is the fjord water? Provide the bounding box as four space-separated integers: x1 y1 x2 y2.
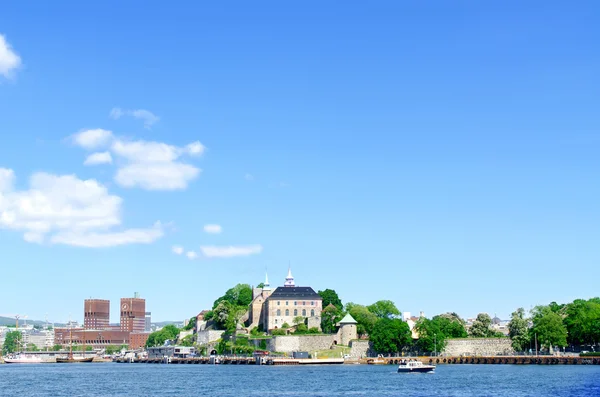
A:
1 363 599 397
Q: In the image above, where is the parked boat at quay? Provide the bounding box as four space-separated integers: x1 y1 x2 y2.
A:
3 353 44 364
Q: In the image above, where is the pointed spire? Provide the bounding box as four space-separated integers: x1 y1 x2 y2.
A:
263 271 271 290
284 265 295 287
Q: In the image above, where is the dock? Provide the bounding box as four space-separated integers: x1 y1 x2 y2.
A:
366 356 600 366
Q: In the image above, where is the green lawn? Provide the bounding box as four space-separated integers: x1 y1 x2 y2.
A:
313 345 351 359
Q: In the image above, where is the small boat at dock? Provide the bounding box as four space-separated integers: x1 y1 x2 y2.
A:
397 359 435 373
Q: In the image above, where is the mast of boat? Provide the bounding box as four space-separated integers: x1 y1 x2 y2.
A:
68 316 74 360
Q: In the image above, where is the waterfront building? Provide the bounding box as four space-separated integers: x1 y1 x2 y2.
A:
22 329 54 350
84 299 110 330
145 312 152 332
120 294 146 333
248 268 323 331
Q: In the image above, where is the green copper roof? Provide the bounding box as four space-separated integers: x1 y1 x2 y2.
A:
338 313 357 324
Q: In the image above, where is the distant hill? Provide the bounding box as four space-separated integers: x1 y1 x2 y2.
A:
152 321 184 328
0 316 65 328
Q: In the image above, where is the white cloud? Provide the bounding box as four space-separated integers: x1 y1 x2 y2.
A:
71 129 114 150
111 138 202 190
50 223 163 248
0 168 163 247
172 245 184 255
0 168 15 191
186 251 198 260
203 224 222 234
84 151 113 166
200 244 263 258
245 173 254 181
110 107 160 129
186 141 205 156
0 35 21 78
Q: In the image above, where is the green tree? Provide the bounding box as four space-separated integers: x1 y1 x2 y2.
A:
182 316 197 331
346 303 378 337
469 313 497 337
52 344 62 351
367 300 400 319
531 306 568 349
431 315 468 338
370 318 412 354
318 289 343 310
293 316 305 326
321 305 342 334
145 324 180 347
2 331 21 354
415 318 445 353
508 308 530 352
213 284 253 309
563 298 600 345
27 343 39 351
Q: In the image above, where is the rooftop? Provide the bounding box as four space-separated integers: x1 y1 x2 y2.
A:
267 286 322 300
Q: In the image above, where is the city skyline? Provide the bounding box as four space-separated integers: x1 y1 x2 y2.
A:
1 2 600 323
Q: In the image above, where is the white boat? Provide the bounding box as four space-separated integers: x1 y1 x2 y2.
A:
397 359 435 373
3 353 44 364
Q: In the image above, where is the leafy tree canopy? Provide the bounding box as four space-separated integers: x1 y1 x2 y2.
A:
531 305 568 348
321 305 342 334
213 284 253 309
318 289 343 310
367 300 400 319
469 313 502 338
182 316 197 331
508 308 530 352
2 330 21 354
346 303 378 337
563 298 600 345
145 324 180 347
415 318 445 353
370 318 412 354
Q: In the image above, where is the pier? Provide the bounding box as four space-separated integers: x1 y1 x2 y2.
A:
366 356 600 366
114 356 345 365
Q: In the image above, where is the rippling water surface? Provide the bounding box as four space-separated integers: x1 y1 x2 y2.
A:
1 363 599 396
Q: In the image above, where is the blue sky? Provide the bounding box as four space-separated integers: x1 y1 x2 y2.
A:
1 1 599 324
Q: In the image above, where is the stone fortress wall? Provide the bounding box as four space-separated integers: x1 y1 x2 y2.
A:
443 338 514 356
269 335 337 353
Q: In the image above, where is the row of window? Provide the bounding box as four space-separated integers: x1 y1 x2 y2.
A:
276 309 315 317
276 301 315 306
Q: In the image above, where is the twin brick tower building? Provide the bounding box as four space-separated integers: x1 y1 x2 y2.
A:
55 293 152 350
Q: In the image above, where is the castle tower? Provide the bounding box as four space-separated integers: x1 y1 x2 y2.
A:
284 267 295 287
338 313 358 346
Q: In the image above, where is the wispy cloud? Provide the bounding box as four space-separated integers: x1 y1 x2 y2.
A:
84 151 112 166
203 224 222 234
0 34 21 79
70 130 205 191
71 129 114 150
186 251 198 260
110 108 160 129
0 168 164 247
245 173 254 181
200 245 263 258
172 245 184 255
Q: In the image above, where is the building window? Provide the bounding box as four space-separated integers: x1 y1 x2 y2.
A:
311 301 314 305
275 319 278 324
286 301 289 306
302 309 306 316
294 301 297 306
303 301 306 306
285 309 289 316
294 309 298 316
277 301 280 306
277 309 281 316
311 309 315 316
